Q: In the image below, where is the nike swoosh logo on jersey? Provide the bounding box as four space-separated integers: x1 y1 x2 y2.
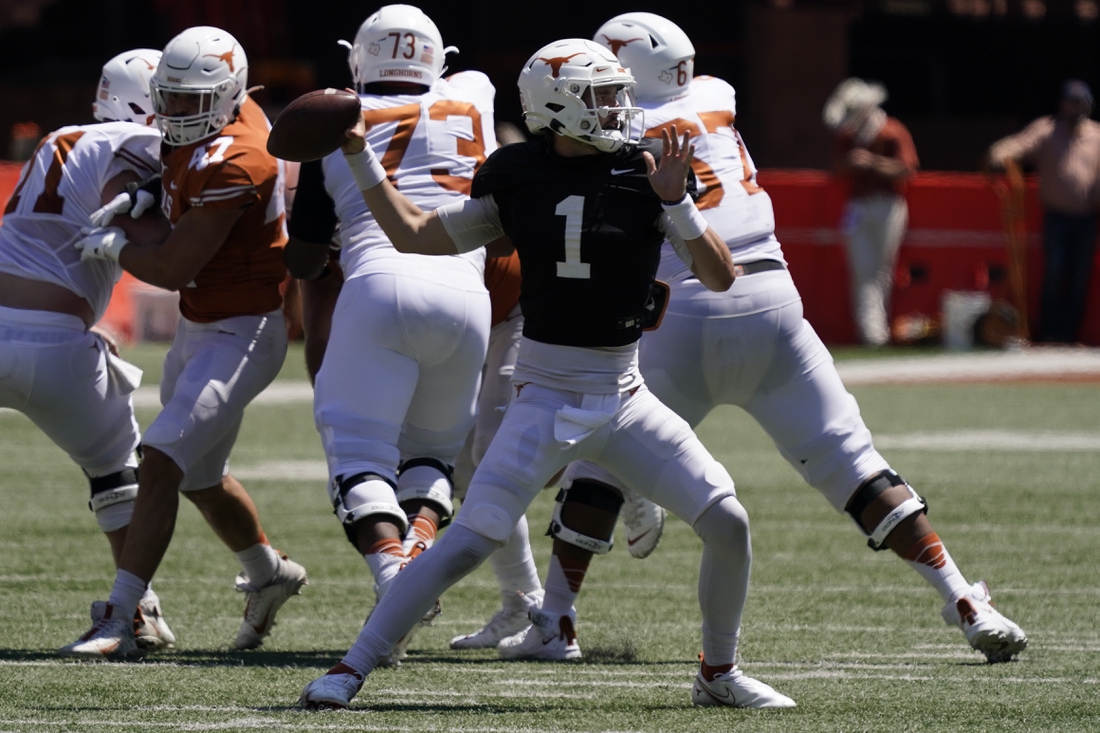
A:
610 167 635 175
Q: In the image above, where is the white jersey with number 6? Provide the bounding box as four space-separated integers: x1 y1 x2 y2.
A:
0 123 160 323
640 75 782 284
569 75 890 513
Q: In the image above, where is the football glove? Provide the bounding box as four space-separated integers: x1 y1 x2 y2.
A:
75 226 129 263
89 175 160 227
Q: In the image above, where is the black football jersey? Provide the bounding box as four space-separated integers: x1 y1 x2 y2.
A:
472 137 695 348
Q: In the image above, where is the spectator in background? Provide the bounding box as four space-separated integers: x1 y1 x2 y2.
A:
824 78 919 346
987 80 1100 344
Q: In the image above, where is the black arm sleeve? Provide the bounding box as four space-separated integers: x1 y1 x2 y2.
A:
287 159 339 245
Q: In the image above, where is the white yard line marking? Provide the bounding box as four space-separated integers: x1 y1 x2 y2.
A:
231 461 329 481
873 430 1100 451
835 347 1100 385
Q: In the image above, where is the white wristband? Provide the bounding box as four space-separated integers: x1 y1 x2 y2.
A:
661 195 708 241
344 146 387 191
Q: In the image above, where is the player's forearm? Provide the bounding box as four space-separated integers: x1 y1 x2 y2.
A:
119 206 239 291
117 244 195 291
686 228 735 292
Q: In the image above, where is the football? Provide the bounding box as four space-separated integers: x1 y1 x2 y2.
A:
267 88 362 162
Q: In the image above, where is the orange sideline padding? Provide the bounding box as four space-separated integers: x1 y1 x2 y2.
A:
2 163 1097 346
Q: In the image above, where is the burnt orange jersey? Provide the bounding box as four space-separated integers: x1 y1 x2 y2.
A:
484 249 521 327
160 96 288 322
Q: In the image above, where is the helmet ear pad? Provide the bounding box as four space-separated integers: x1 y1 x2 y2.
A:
518 38 644 153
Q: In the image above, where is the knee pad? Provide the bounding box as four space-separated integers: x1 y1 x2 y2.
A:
845 469 928 551
329 472 407 546
546 479 625 555
87 467 139 533
396 457 455 526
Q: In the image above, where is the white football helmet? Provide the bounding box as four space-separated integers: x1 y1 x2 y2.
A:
594 13 694 103
342 4 458 91
518 38 642 153
150 26 248 146
823 77 888 132
93 49 162 127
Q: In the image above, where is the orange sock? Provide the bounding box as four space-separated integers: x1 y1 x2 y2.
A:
402 514 438 559
902 531 947 568
900 531 970 603
367 538 405 557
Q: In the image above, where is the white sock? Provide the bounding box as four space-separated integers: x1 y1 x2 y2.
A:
489 515 542 607
344 524 497 674
235 543 281 588
701 625 740 668
365 550 405 597
107 568 148 621
901 531 972 604
541 555 585 617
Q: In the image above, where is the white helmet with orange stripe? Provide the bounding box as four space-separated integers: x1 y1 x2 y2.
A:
93 49 162 127
593 13 695 103
518 38 642 153
343 4 458 91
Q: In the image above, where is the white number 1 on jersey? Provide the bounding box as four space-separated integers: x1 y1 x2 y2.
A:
555 195 590 279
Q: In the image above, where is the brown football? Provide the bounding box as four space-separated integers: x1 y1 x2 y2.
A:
267 88 362 162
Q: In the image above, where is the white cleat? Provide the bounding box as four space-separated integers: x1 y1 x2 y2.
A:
234 554 308 650
299 663 364 710
91 589 176 652
59 604 141 659
450 591 543 650
941 580 1028 663
692 667 797 709
621 488 665 559
498 605 581 661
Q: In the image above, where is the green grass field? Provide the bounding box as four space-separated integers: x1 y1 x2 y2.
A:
1 343 1098 732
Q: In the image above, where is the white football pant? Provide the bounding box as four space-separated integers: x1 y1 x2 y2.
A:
143 310 287 490
0 306 140 530
570 268 890 512
313 256 490 485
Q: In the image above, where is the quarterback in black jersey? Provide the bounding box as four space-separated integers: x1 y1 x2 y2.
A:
300 38 796 711
471 135 696 347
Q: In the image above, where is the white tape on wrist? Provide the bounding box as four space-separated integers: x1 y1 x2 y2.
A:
344 147 387 191
661 196 708 241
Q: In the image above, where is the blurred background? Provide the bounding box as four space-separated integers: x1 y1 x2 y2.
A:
1 0 1097 168
2 0 1098 345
